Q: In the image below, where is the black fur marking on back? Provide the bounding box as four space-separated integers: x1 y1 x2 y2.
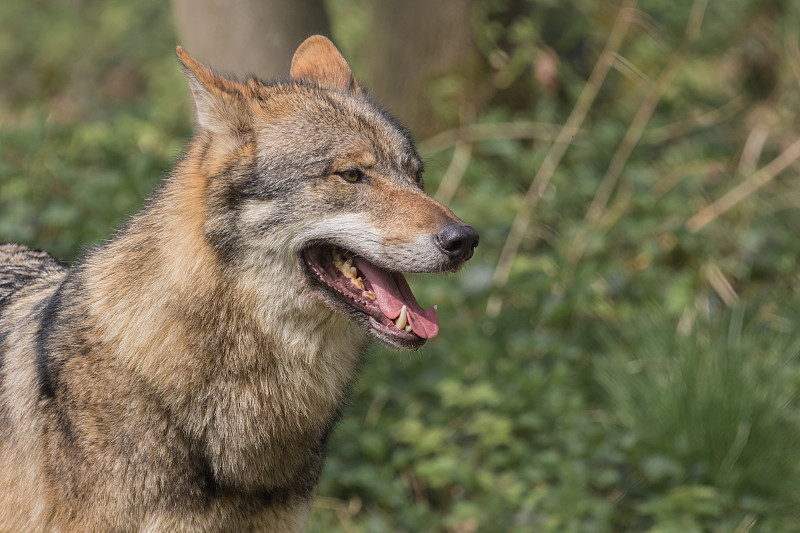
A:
0 244 68 400
35 279 66 400
0 244 67 312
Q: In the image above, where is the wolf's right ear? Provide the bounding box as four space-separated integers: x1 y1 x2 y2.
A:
290 36 360 93
176 46 252 151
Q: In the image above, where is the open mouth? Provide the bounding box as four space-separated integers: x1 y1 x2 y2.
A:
302 244 439 349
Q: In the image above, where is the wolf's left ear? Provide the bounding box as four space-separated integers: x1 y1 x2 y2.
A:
176 46 252 151
290 35 360 93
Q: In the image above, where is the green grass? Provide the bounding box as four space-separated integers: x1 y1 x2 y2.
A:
598 308 800 530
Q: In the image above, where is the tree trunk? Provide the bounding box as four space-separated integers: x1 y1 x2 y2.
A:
171 0 330 80
366 0 479 137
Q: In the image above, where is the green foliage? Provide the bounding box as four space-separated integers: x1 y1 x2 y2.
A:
2 0 800 531
0 0 190 259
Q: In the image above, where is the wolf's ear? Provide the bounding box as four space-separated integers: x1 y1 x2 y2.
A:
176 46 252 150
290 35 360 93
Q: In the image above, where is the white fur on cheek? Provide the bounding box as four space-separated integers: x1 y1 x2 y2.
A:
238 203 447 272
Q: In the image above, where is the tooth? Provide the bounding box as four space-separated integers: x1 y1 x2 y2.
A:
351 277 364 290
364 290 376 300
335 259 356 279
434 305 438 311
335 259 355 278
394 305 407 330
405 325 412 333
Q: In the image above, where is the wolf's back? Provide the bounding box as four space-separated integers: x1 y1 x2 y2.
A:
0 244 67 311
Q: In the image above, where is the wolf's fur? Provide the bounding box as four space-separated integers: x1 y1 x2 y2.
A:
0 37 475 531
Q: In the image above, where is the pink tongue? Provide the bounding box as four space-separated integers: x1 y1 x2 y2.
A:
352 258 439 339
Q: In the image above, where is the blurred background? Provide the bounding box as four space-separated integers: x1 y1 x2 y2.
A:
1 0 800 530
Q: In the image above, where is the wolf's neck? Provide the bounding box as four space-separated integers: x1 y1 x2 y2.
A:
79 166 367 489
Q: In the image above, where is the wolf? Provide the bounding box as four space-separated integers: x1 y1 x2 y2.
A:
0 36 477 531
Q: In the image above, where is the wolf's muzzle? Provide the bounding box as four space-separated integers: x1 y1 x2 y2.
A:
436 223 479 264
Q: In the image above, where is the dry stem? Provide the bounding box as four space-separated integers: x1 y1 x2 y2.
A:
419 121 566 155
486 0 639 317
435 140 473 204
586 0 707 223
687 136 800 232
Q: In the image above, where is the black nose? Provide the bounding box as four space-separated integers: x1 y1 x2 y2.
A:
436 223 479 263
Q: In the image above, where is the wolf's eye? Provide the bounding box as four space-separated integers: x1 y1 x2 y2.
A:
339 169 362 183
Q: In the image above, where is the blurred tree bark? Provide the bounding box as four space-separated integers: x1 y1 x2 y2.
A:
171 0 479 137
367 0 479 137
171 0 330 80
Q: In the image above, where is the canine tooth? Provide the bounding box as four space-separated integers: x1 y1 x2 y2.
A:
405 325 412 333
434 305 438 311
351 277 364 290
364 290 376 300
395 305 407 330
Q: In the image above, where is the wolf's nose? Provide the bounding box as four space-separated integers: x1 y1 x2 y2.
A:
436 223 479 263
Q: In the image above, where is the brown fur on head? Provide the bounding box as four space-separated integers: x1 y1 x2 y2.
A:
174 36 359 160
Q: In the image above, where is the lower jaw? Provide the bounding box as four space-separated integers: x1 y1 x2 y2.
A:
364 315 427 350
332 302 426 350
321 286 426 348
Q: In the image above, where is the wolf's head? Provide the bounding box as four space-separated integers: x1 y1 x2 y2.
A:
175 36 478 350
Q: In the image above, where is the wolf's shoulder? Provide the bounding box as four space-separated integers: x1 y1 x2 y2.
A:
0 244 68 306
